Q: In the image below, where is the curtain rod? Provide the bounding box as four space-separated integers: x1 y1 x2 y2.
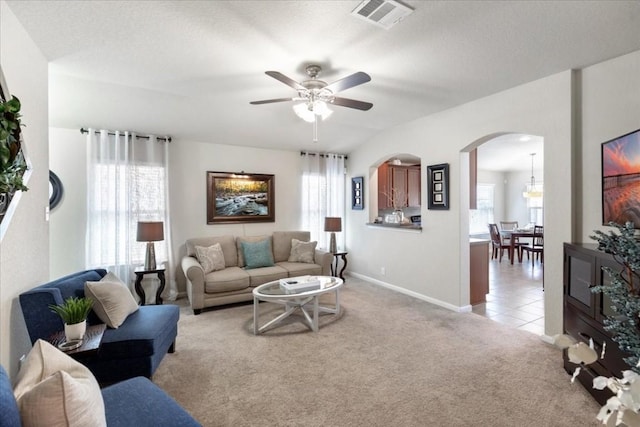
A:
80 128 172 143
300 151 348 159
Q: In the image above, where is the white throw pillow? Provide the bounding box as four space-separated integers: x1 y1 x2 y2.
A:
85 272 139 328
288 239 317 264
195 243 226 273
13 339 106 427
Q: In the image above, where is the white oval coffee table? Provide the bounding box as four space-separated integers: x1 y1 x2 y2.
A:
252 276 344 334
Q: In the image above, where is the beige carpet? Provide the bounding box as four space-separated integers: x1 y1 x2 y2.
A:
153 277 601 427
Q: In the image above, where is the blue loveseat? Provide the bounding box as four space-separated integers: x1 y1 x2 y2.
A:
19 269 179 384
0 364 200 427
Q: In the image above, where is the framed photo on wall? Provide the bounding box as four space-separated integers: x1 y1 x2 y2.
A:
206 171 275 223
352 176 364 210
427 163 449 210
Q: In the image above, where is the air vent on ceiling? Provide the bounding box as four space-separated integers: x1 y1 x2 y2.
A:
351 0 414 30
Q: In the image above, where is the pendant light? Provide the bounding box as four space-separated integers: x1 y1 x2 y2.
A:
523 153 543 199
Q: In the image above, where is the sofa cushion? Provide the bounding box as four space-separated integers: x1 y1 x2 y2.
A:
245 265 289 286
99 304 179 360
240 238 275 269
195 243 226 273
277 261 323 277
204 267 251 293
0 365 22 427
13 340 106 427
85 272 139 328
101 377 200 427
288 238 317 263
272 231 311 262
186 235 237 267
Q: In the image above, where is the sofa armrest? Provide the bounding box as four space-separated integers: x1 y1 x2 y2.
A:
182 256 205 312
102 376 200 426
314 249 333 276
19 289 65 344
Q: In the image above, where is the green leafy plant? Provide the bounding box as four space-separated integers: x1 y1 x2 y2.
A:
0 95 22 170
590 221 640 371
49 297 93 325
0 95 27 194
0 154 27 193
554 222 640 425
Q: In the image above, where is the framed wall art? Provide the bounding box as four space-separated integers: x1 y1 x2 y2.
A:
427 163 449 210
352 176 364 210
206 171 275 224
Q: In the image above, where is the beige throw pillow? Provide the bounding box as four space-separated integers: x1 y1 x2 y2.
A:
13 339 106 427
288 238 317 264
195 243 226 273
85 272 139 328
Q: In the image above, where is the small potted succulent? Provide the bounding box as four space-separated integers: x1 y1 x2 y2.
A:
49 297 93 342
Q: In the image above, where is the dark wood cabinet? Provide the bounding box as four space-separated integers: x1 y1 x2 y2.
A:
377 163 421 209
563 243 629 405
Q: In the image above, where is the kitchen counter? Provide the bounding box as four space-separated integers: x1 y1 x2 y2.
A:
366 222 422 231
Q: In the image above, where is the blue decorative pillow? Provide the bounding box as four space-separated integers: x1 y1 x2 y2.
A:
241 239 275 269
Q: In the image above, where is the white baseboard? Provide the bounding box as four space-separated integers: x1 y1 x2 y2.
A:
348 272 472 313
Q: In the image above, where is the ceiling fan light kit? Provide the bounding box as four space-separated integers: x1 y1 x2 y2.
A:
251 64 372 142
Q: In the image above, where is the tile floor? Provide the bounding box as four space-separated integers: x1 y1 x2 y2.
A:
471 250 545 335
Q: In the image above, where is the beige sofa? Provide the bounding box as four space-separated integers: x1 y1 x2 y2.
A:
182 231 332 314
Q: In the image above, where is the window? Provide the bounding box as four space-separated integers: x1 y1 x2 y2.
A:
527 183 544 225
469 184 495 234
87 163 167 268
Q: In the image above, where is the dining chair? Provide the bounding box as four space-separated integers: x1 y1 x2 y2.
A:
488 223 510 262
499 220 528 261
522 225 544 266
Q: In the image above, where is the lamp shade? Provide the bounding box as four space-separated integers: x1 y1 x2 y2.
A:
137 221 164 242
324 217 342 232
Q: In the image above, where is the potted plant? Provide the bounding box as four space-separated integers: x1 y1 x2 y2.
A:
49 297 93 342
555 222 640 425
0 95 27 217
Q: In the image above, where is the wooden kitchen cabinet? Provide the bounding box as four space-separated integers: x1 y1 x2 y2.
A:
377 163 421 209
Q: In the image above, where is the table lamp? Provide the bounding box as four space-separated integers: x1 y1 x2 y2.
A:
137 221 164 270
324 217 342 254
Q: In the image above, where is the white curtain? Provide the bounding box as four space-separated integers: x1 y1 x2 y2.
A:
85 129 176 300
300 153 346 251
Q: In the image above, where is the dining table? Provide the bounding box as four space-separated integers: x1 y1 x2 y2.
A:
500 229 542 265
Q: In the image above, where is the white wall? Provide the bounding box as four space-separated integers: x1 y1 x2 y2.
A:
49 128 86 278
49 133 306 293
347 71 573 337
0 1 49 375
579 50 640 241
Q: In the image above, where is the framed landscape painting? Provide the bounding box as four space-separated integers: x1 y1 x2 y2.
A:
206 171 275 224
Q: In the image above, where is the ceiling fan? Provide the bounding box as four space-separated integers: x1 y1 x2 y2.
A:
250 64 373 141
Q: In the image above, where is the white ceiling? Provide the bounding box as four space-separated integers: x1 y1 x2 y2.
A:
6 1 640 171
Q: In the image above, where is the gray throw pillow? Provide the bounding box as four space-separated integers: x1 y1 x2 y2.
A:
288 238 317 263
195 243 226 273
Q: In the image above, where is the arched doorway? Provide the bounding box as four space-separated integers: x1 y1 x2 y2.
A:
465 133 545 334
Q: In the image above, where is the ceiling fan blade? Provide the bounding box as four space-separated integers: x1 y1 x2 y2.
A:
324 72 371 93
250 97 295 105
265 71 305 90
331 97 373 111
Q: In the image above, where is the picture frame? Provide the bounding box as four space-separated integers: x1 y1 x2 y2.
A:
352 176 364 210
206 171 275 224
427 163 449 210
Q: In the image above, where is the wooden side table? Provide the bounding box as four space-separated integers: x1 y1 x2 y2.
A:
331 251 348 281
49 324 106 360
134 265 166 305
